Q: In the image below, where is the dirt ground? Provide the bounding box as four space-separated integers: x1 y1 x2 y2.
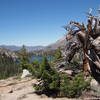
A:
0 77 78 100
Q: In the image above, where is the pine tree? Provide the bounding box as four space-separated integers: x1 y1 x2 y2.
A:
34 56 61 95
54 47 63 61
18 45 30 69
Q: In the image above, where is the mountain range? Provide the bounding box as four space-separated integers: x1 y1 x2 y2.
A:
0 36 66 52
0 45 45 52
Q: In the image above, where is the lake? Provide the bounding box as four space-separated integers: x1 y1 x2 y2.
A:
16 56 54 64
30 56 54 62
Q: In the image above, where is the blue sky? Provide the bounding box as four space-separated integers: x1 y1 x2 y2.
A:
0 0 100 46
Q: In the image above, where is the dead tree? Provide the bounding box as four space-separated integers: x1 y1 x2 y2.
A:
64 7 100 80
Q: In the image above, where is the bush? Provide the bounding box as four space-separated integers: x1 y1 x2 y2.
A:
33 57 61 96
34 69 90 98
33 56 90 98
60 72 90 98
54 47 63 62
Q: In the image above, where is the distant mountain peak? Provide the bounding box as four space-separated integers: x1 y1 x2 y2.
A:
0 45 45 52
44 36 66 51
0 36 66 52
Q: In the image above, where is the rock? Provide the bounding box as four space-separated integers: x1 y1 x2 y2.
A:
64 70 73 75
21 69 31 78
90 79 99 90
56 61 66 70
40 94 47 98
90 79 100 97
0 48 18 61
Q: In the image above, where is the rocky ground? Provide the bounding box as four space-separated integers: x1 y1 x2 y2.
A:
0 77 77 100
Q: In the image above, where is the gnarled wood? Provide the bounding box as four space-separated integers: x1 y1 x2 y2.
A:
64 7 100 80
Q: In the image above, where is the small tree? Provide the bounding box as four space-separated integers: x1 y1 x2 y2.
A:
60 73 90 98
54 47 63 61
34 56 60 95
18 45 30 69
34 63 90 97
31 60 41 78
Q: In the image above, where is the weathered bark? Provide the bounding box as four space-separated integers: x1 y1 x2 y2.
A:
63 8 100 80
63 36 81 62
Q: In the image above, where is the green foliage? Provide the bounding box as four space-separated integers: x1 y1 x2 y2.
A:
64 62 82 71
49 72 61 92
33 56 60 94
54 47 63 61
30 60 41 78
18 49 89 98
60 72 90 98
18 45 30 69
0 54 19 79
40 56 55 74
33 60 90 98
